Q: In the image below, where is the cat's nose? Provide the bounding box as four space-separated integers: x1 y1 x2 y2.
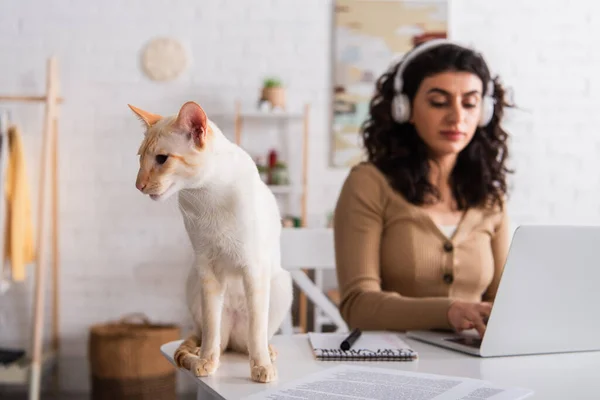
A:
136 180 147 192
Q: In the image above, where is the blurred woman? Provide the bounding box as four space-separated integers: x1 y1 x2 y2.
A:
334 40 514 338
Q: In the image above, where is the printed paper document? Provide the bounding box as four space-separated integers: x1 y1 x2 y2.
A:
242 364 533 400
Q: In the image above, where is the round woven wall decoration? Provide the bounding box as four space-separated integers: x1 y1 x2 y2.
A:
141 37 188 81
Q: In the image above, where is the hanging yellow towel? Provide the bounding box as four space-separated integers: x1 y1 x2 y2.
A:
4 124 36 281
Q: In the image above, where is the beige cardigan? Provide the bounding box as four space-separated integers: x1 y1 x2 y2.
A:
333 162 509 331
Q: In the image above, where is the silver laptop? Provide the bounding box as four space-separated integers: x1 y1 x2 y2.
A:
407 225 600 357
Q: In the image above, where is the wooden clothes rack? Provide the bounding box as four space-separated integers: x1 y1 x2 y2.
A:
0 57 61 400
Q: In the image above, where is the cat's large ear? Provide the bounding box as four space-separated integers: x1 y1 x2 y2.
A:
128 104 163 128
175 101 208 148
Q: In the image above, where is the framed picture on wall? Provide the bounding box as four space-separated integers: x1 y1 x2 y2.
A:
330 0 448 168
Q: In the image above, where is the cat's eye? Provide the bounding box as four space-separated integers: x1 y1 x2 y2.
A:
155 154 168 165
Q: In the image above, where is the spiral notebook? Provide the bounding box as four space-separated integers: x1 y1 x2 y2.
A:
308 331 418 361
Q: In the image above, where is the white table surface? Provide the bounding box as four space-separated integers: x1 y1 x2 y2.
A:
161 333 600 400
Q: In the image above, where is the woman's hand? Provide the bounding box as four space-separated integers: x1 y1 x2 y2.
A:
447 301 492 337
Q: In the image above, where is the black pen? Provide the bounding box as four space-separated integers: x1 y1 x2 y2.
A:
340 328 362 351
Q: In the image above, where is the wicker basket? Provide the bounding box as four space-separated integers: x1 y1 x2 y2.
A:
88 313 181 400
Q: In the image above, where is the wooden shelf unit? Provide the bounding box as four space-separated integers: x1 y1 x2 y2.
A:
233 100 312 332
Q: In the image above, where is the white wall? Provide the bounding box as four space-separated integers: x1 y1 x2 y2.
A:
1 0 600 394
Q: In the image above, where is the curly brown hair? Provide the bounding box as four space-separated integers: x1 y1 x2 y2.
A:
361 43 514 210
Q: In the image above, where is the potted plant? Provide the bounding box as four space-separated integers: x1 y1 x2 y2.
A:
270 161 289 185
260 77 286 110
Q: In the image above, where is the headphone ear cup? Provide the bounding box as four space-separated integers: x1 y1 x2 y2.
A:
392 94 411 124
478 95 494 127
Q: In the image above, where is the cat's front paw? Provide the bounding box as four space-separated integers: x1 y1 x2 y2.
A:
191 356 219 377
250 361 277 383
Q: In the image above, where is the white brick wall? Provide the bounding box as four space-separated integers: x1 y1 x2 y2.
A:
2 0 600 394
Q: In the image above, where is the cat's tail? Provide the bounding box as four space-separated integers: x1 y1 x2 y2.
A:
174 334 202 369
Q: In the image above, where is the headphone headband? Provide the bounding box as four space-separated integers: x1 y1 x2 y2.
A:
393 39 461 92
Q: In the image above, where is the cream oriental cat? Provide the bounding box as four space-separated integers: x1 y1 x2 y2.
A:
128 101 293 383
